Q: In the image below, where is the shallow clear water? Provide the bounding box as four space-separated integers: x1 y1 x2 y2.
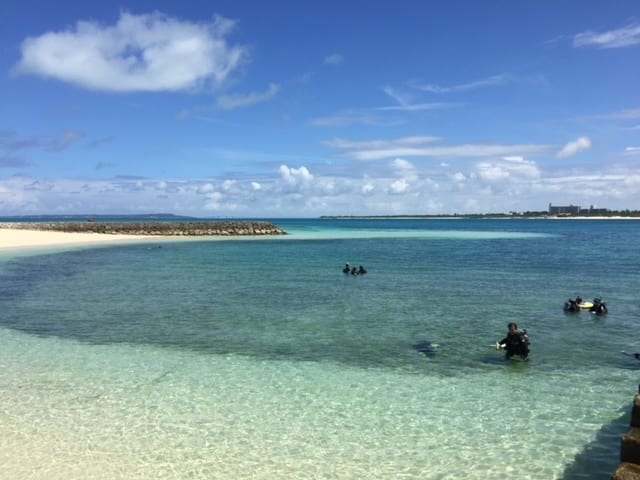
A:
1 218 639 479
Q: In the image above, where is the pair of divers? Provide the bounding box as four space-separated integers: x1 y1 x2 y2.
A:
343 263 367 275
563 296 608 315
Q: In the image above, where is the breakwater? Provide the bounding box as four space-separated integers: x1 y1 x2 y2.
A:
612 391 640 479
0 221 287 236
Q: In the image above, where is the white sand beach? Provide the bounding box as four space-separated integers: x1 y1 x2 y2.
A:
0 228 151 252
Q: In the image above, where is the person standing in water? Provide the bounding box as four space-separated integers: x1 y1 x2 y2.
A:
496 322 530 360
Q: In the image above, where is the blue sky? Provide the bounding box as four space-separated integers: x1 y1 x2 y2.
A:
1 1 639 217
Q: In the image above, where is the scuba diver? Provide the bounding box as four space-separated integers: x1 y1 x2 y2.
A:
589 298 608 315
563 298 581 312
496 322 530 360
357 265 367 274
343 263 350 274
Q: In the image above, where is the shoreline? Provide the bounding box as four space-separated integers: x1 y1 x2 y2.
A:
320 215 640 220
0 221 286 253
0 228 167 253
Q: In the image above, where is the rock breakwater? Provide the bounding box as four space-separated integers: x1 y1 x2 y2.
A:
0 221 287 236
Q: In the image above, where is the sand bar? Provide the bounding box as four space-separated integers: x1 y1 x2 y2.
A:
0 221 286 254
0 228 154 252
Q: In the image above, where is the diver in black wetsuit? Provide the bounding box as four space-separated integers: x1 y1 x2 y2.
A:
563 298 580 312
496 322 530 360
589 298 608 315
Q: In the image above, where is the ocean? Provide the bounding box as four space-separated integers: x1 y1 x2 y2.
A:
1 218 639 479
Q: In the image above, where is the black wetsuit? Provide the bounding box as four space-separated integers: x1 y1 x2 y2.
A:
499 331 530 359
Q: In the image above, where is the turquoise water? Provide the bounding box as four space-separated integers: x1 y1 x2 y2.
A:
1 218 639 479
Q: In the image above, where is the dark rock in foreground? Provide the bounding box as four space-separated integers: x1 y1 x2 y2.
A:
0 221 287 236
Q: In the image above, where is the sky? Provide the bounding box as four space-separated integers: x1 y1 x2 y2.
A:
1 0 639 217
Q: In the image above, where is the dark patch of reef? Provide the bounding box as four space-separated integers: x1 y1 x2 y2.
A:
0 221 287 236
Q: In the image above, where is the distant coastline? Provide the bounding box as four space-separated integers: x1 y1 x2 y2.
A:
320 214 640 220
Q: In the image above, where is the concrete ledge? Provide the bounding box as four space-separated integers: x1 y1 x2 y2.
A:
612 462 640 480
613 393 640 479
622 428 640 464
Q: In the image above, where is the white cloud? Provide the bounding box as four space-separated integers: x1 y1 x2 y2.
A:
416 74 510 93
391 158 418 183
474 156 540 183
391 158 415 171
279 165 313 186
375 103 454 112
556 137 592 158
592 109 640 120
217 83 280 110
324 53 344 65
329 136 551 161
309 113 386 127
3 153 640 217
475 163 510 182
13 12 247 92
389 178 409 194
383 86 412 106
624 147 640 156
452 172 467 183
574 23 640 49
362 181 374 194
222 179 236 191
198 183 215 193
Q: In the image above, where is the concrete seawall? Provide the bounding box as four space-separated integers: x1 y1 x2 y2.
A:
612 391 640 479
0 221 287 236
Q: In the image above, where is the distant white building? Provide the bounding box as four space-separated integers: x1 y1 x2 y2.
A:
548 203 580 215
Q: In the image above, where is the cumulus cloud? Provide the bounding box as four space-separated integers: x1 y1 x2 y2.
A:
389 179 409 194
217 83 280 110
13 12 247 92
452 172 467 183
391 158 419 184
279 165 313 186
556 137 592 158
475 156 540 182
574 23 640 49
391 158 415 171
2 161 640 217
362 181 375 194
